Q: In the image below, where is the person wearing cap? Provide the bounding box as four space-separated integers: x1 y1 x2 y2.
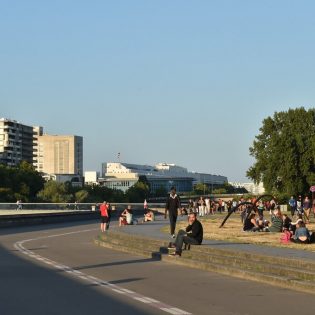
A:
165 186 181 238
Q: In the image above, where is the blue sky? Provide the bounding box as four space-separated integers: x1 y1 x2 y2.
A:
1 1 315 181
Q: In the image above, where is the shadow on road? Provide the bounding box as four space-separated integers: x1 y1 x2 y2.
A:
73 257 160 271
0 244 155 315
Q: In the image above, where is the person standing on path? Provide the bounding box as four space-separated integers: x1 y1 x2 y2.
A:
100 201 109 232
288 196 297 217
303 196 311 223
165 187 181 238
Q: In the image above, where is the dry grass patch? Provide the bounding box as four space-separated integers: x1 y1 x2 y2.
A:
163 213 315 252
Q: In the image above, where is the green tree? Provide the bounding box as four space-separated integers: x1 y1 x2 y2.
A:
125 180 150 202
84 184 126 203
37 181 72 203
0 187 14 201
75 190 89 202
154 186 167 197
194 183 209 195
247 107 315 196
212 188 227 194
0 161 44 202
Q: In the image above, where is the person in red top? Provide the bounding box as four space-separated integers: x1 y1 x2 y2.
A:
100 201 109 232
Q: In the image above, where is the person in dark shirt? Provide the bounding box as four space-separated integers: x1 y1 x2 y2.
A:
282 214 292 231
169 212 203 256
165 187 181 238
243 213 260 232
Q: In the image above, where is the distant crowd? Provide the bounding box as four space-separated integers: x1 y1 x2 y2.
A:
98 192 315 246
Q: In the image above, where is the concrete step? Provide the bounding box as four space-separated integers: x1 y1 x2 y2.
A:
181 250 315 282
95 237 162 259
187 245 315 272
94 232 315 295
161 255 315 295
98 232 170 253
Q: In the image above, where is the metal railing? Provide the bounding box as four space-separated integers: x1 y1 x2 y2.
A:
0 203 165 212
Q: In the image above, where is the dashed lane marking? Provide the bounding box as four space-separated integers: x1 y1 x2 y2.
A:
14 228 192 315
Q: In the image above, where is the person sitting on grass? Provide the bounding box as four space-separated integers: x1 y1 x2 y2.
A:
264 207 283 232
144 209 155 222
282 214 292 231
291 219 311 244
119 206 133 226
180 207 188 216
243 212 260 232
168 212 203 257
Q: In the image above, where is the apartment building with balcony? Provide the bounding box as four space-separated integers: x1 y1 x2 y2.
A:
0 118 42 166
0 118 83 185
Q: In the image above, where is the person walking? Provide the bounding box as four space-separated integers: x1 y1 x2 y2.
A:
16 199 22 210
165 187 181 238
288 196 297 217
303 196 311 223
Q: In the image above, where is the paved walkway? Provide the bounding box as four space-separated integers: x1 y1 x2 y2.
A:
115 215 315 262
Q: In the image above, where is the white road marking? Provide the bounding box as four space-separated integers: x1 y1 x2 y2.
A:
14 228 192 315
111 289 125 294
120 288 135 294
161 308 192 315
133 297 154 303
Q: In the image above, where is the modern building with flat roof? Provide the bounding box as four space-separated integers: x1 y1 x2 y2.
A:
229 182 265 195
97 162 227 193
35 134 83 176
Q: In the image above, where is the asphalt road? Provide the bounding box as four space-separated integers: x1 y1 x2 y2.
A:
1 220 315 315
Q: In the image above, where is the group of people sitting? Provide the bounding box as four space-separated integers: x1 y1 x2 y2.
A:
243 206 314 244
118 206 155 226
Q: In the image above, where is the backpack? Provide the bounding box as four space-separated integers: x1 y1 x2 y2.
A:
280 230 291 244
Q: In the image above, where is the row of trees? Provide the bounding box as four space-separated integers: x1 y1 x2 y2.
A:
193 182 248 195
0 163 151 203
0 162 244 203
